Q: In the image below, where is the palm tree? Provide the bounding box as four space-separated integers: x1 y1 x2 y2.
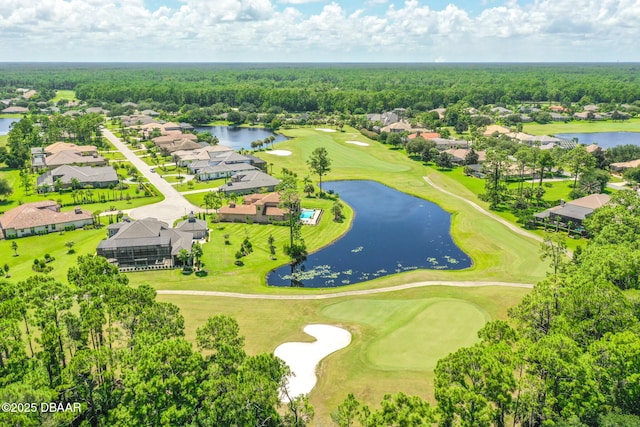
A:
176 249 191 269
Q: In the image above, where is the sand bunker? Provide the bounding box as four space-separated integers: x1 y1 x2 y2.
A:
346 140 370 146
315 128 337 133
264 150 292 156
274 324 352 401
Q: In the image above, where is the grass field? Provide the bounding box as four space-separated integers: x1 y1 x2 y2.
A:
158 284 527 422
323 298 488 371
3 125 550 422
0 227 106 283
51 90 78 103
524 118 640 135
0 168 164 214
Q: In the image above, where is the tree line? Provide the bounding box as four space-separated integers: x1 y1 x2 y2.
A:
0 256 310 427
330 190 640 427
2 63 640 113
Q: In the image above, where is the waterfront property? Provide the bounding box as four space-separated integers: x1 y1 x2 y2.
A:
96 218 194 270
533 193 611 229
268 180 472 287
218 170 280 195
0 201 93 239
218 192 286 224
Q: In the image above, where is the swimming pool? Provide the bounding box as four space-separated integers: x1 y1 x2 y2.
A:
300 209 314 220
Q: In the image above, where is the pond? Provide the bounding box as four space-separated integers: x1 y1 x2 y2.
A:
267 180 472 288
0 117 20 135
193 125 287 151
556 132 640 149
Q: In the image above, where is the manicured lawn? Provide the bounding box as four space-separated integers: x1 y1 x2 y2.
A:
129 195 353 292
0 167 163 214
157 284 528 423
0 227 106 283
323 298 488 371
51 90 78 103
175 178 226 192
524 118 640 135
131 126 550 293
0 134 7 147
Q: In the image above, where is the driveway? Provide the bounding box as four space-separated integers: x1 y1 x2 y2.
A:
102 128 202 225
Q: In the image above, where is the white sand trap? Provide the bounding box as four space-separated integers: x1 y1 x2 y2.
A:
264 150 292 156
315 128 337 133
275 324 351 401
346 140 370 146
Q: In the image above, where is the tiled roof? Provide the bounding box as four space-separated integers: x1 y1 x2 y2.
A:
37 165 118 187
45 151 105 167
218 204 257 215
568 194 611 210
45 142 97 155
0 201 92 231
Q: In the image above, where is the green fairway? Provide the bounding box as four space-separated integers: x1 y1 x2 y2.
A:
524 118 640 135
158 284 528 422
51 90 78 103
323 298 488 371
128 126 550 293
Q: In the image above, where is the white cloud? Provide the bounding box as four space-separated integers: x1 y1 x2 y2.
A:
0 0 639 61
279 0 327 4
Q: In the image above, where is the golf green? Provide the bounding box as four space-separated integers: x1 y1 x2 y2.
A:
322 298 489 371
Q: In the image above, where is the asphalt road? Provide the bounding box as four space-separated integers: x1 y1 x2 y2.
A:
102 128 202 225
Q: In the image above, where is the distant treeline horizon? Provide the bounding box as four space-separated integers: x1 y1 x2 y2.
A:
1 62 639 113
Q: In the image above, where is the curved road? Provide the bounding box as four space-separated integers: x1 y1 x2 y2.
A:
157 280 533 300
102 128 202 224
423 176 543 243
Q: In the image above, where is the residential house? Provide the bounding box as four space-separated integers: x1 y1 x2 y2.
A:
176 212 208 239
367 111 399 126
45 142 98 156
549 105 567 113
610 158 640 172
482 125 511 136
0 201 93 239
491 106 513 116
573 112 605 120
97 218 194 269
380 121 412 133
188 151 263 181
218 192 286 223
533 194 611 228
173 145 234 166
218 170 280 195
36 165 118 191
407 132 440 140
585 144 603 153
2 106 29 114
429 108 447 119
31 147 46 170
549 113 569 122
444 148 487 165
45 150 107 169
429 137 469 150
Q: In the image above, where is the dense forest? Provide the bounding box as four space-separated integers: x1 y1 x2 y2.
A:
1 63 640 113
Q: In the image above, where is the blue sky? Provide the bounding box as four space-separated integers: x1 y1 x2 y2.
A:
0 0 638 62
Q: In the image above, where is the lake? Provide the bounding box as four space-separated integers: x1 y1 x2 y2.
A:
267 180 472 288
0 117 20 135
194 125 287 150
556 132 640 149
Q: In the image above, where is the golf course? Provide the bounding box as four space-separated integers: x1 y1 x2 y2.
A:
135 126 549 420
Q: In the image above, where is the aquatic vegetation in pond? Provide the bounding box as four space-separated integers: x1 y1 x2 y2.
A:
268 180 472 288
